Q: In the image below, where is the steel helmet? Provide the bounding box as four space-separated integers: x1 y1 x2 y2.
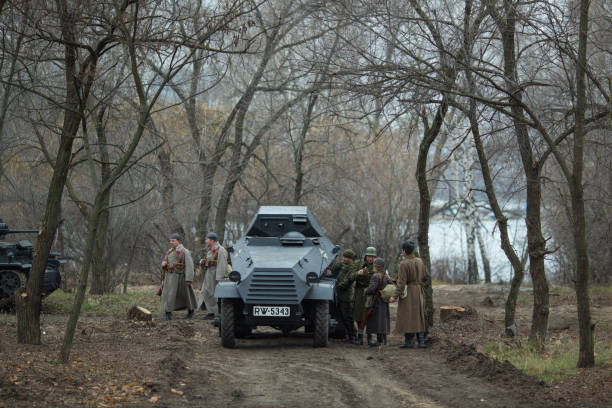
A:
364 247 377 257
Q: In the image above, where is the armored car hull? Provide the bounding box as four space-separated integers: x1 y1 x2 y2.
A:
214 206 339 347
0 219 63 311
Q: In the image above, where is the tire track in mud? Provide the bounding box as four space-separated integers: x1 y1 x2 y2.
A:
177 324 535 408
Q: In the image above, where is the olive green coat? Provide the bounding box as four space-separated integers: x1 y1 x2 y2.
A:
392 254 427 334
332 260 357 302
352 260 375 322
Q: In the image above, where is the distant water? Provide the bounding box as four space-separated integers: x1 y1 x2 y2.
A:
428 217 554 282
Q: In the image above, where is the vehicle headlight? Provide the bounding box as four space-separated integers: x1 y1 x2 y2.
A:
229 271 241 283
306 272 319 285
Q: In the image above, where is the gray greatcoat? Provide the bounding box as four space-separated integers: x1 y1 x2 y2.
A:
364 272 390 335
197 243 228 314
160 244 197 313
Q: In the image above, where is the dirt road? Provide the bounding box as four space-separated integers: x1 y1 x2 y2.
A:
145 314 549 408
4 283 611 407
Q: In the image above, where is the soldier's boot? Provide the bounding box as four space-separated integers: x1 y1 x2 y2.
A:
165 312 172 321
399 333 414 348
417 332 427 349
382 334 387 345
367 334 377 347
357 333 364 345
376 334 384 346
350 335 361 345
186 309 194 319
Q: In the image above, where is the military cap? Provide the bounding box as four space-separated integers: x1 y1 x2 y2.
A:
374 258 385 268
402 240 415 254
364 246 377 257
205 232 218 241
169 233 182 242
342 249 357 260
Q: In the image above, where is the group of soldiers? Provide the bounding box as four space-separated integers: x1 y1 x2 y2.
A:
159 232 227 321
326 240 428 348
159 232 428 349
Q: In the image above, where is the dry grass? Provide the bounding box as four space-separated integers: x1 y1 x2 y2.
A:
43 287 160 316
483 337 612 383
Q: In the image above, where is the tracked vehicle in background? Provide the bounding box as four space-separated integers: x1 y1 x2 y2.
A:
0 219 63 311
214 206 340 348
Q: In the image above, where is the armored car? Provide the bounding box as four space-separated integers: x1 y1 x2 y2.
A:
0 219 63 310
214 206 339 348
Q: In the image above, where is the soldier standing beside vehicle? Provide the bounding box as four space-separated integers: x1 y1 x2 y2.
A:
160 233 197 320
389 241 428 348
364 258 390 347
326 249 359 344
197 232 228 320
353 246 376 345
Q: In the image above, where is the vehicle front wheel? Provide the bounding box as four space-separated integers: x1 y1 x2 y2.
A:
0 270 26 311
313 300 329 348
220 299 236 348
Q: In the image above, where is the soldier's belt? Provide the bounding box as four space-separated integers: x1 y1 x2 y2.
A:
207 260 217 266
168 263 185 272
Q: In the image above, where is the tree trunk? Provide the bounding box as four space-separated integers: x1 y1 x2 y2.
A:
525 179 549 346
123 239 138 294
293 91 318 205
157 146 184 236
466 223 478 284
59 199 102 362
468 83 525 335
16 65 81 344
416 102 449 328
195 161 218 236
90 108 112 295
476 227 492 284
573 0 594 368
495 0 549 347
0 27 23 181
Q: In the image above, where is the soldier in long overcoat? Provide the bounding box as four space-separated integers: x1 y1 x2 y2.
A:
364 258 390 346
353 246 376 345
197 232 228 319
389 241 427 348
160 233 197 320
326 249 359 344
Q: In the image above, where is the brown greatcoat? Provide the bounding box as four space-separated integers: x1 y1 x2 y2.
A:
392 254 426 334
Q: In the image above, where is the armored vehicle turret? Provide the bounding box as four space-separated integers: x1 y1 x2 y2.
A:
214 206 339 348
0 219 63 311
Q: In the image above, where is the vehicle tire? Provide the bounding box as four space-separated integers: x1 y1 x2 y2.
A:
313 300 329 348
220 299 236 348
0 270 26 311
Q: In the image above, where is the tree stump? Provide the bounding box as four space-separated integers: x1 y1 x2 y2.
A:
439 306 466 322
127 306 152 321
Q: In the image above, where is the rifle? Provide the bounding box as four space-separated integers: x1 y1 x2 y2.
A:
358 272 385 330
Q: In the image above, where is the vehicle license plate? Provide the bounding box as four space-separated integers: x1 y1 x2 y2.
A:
253 306 290 317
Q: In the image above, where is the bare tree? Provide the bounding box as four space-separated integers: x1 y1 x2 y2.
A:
13 0 124 345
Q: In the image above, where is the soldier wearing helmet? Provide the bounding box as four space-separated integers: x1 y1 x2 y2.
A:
352 246 377 345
